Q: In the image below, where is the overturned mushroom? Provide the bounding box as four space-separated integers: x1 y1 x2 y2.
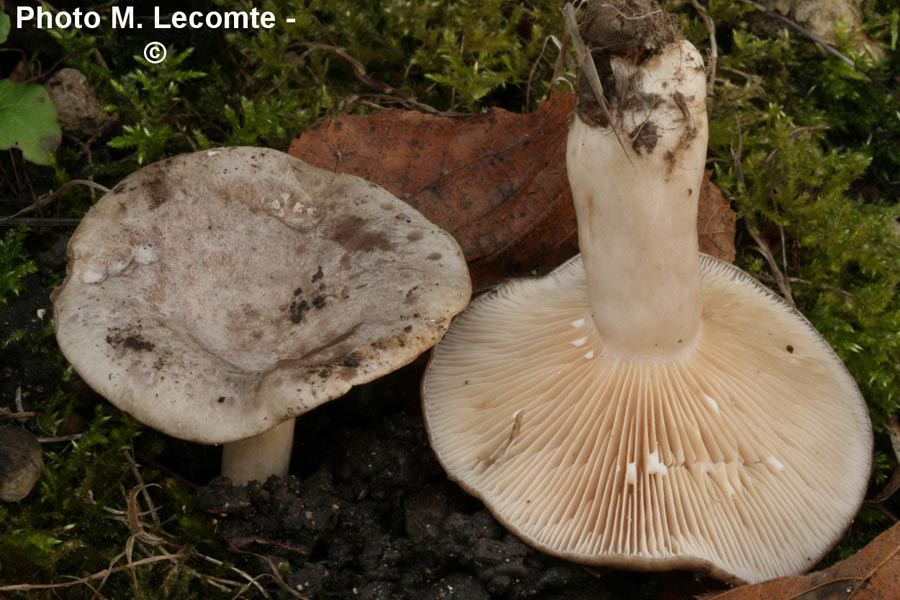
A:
52 147 470 485
422 1 871 584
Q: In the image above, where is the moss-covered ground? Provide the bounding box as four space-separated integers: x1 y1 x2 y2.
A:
1 1 898 597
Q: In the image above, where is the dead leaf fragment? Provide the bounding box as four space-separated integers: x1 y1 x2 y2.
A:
290 93 735 290
698 171 737 262
707 522 900 600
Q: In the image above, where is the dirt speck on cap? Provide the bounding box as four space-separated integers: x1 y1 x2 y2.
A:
106 328 156 353
341 352 362 368
331 215 395 253
631 121 659 154
290 298 310 324
144 173 171 210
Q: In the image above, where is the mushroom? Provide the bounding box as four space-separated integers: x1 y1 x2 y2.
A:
52 147 471 485
422 1 872 584
0 426 43 502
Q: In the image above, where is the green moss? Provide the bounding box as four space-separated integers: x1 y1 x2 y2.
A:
0 228 37 307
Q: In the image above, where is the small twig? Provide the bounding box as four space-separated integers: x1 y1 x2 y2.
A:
732 113 746 188
787 276 853 299
125 485 165 542
23 47 103 86
67 116 118 164
561 3 607 119
527 35 562 107
0 555 177 593
101 505 158 522
866 502 898 522
891 415 900 463
67 134 97 171
225 540 307 599
774 202 789 289
762 154 791 299
340 94 452 115
561 2 631 161
551 26 572 90
0 410 39 421
226 536 309 556
687 0 718 94
0 218 82 228
253 554 306 599
788 125 829 139
92 482 272 597
307 12 341 48
741 0 900 105
7 150 26 204
866 467 900 508
134 451 202 491
289 42 466 118
125 450 162 527
0 179 110 223
1 388 38 424
866 415 900 513
733 113 795 305
672 91 696 136
37 434 83 443
744 220 795 305
193 552 272 599
719 65 761 82
757 125 829 303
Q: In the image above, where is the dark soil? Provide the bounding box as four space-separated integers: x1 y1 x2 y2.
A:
198 361 726 600
0 234 70 407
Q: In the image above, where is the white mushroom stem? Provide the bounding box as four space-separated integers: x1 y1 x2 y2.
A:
221 418 296 485
566 40 709 356
422 7 873 581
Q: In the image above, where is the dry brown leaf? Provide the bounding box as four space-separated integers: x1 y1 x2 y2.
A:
707 523 900 600
290 93 735 291
699 170 737 262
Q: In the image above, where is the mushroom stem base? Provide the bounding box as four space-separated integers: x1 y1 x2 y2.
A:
221 418 296 485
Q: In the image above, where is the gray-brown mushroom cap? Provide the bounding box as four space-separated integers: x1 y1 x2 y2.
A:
52 147 471 445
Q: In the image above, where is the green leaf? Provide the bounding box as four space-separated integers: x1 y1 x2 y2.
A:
0 11 10 45
0 79 61 165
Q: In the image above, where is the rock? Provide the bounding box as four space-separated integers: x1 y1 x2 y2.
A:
759 0 882 56
0 426 43 502
793 0 858 41
44 68 114 138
